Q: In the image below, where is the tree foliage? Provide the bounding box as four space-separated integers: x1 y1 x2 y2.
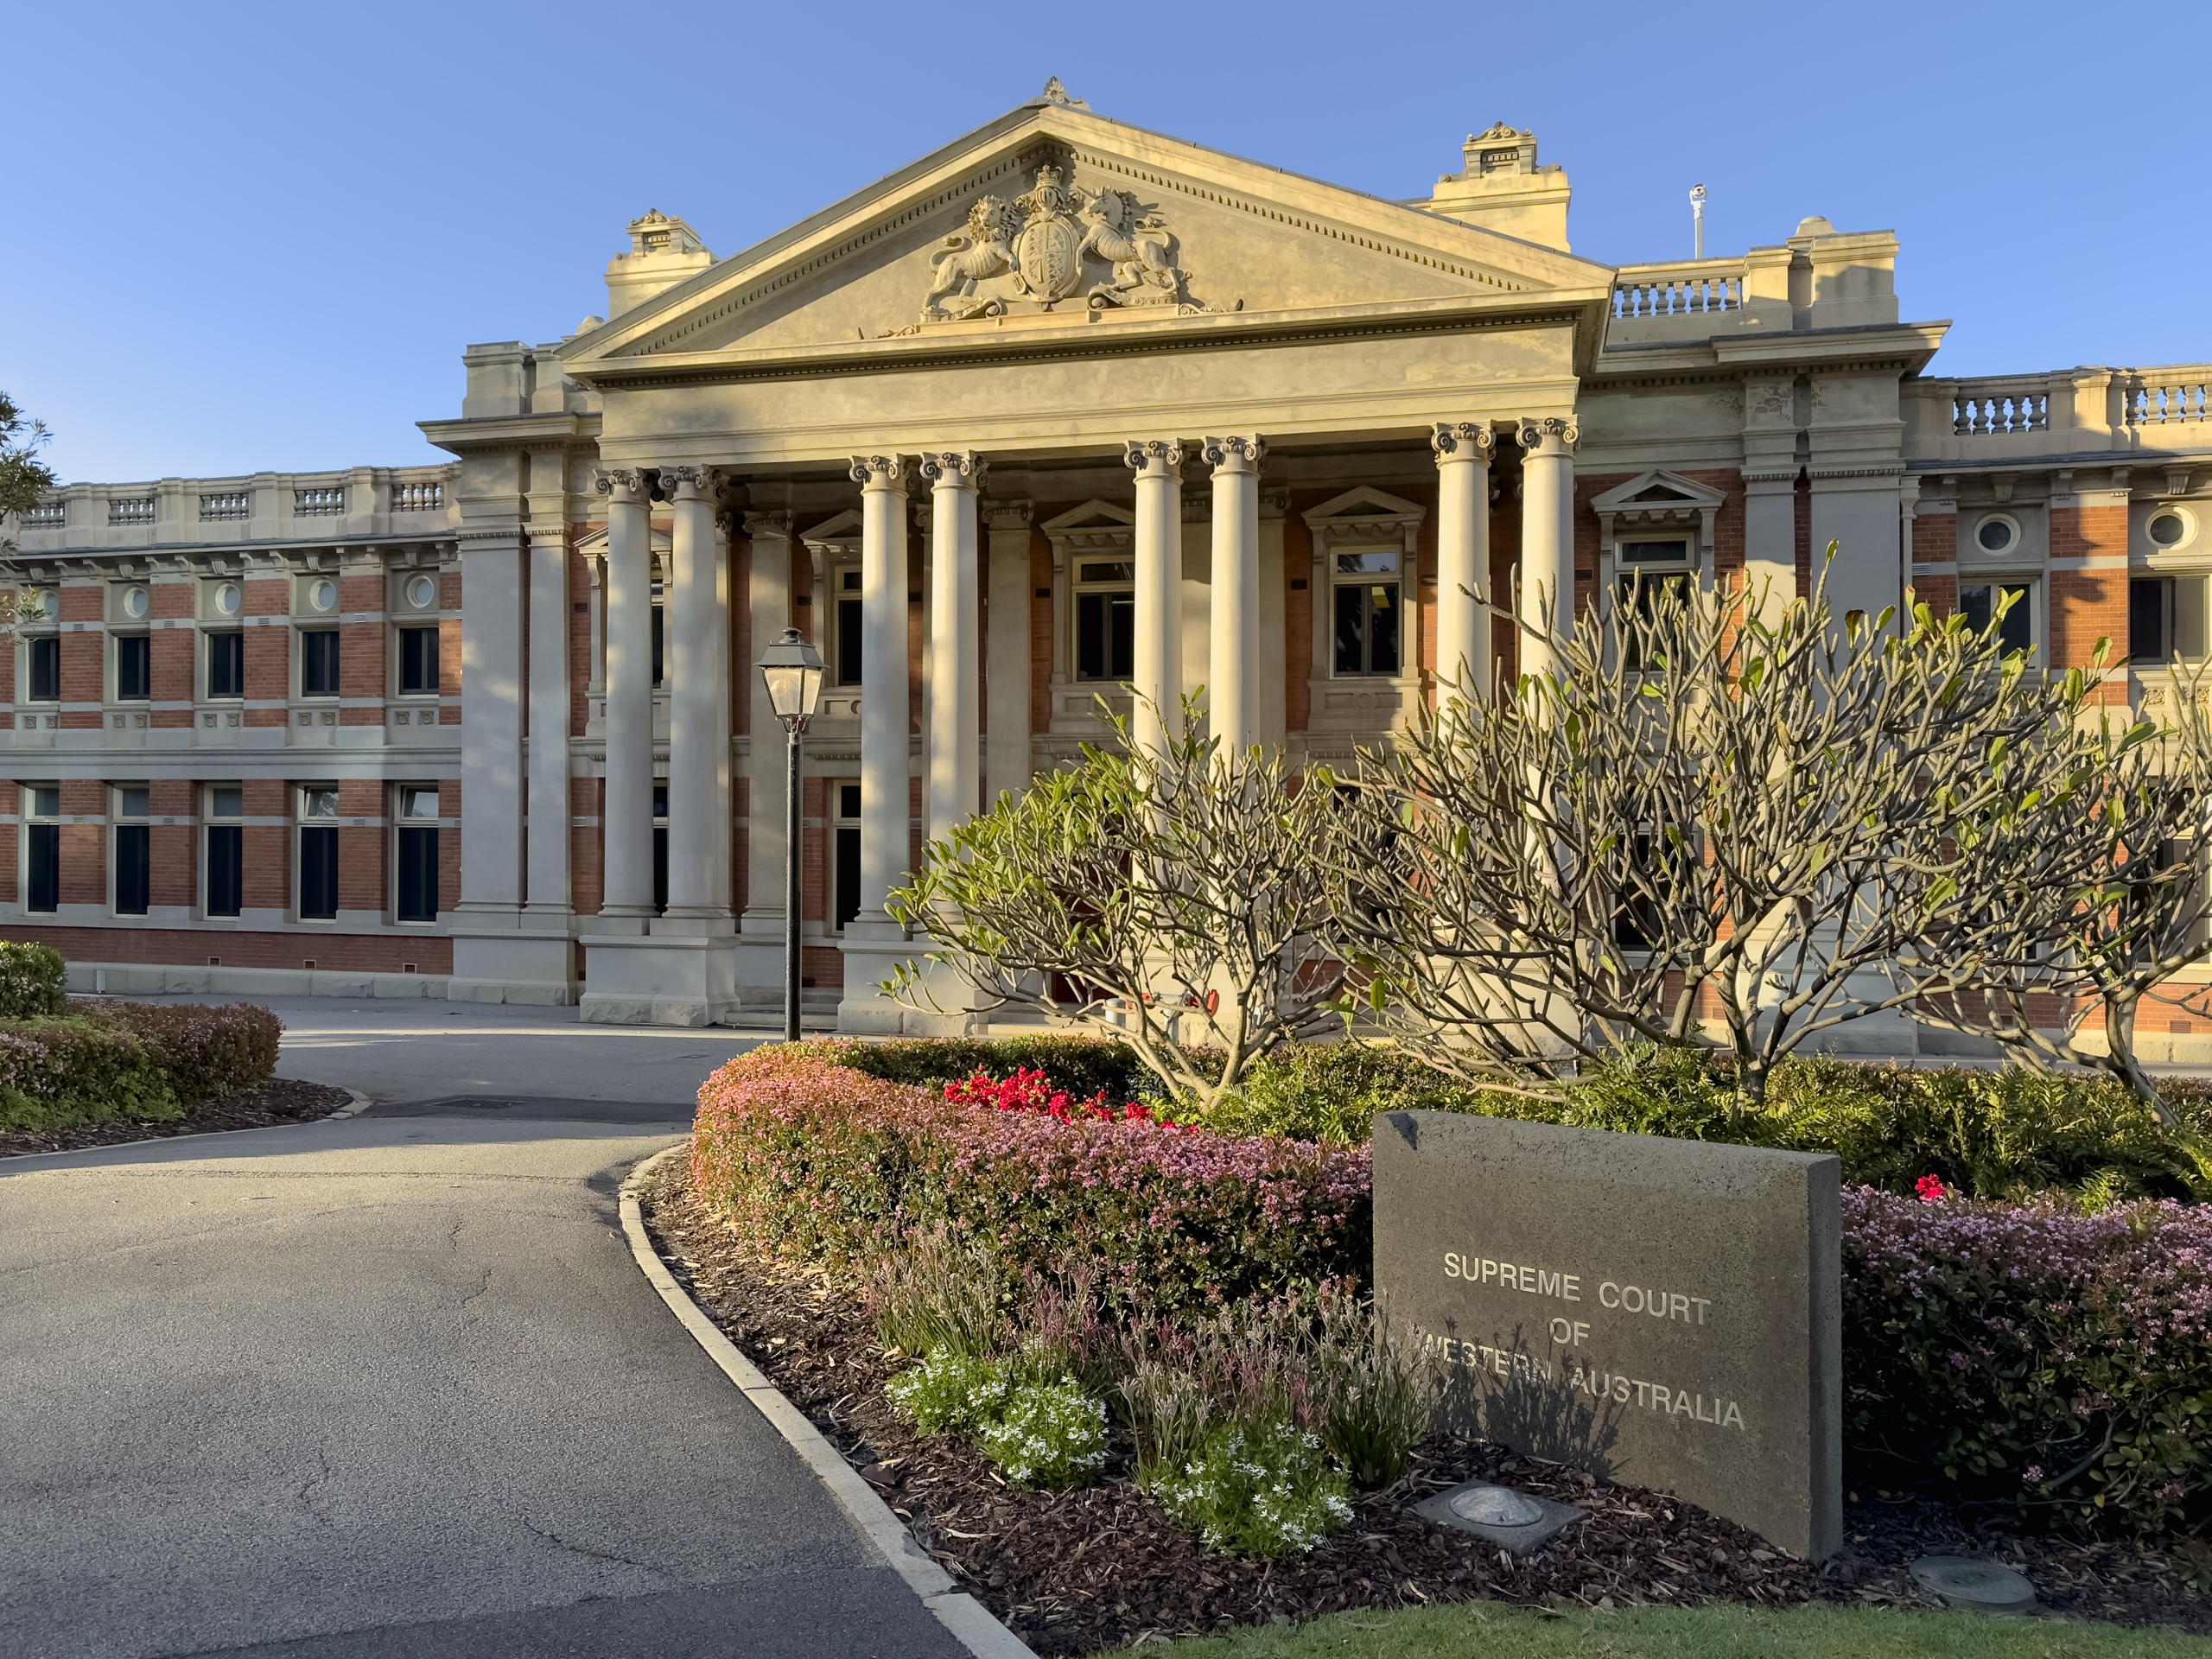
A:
885 701 1341 1105
1321 554 2115 1115
0 391 56 555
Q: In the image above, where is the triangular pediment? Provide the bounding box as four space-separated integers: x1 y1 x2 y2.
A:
798 509 863 551
1589 470 1727 515
1303 486 1426 532
563 99 1613 373
1040 499 1135 532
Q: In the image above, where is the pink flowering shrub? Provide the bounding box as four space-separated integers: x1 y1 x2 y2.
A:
690 1046 1370 1322
1843 1185 2212 1536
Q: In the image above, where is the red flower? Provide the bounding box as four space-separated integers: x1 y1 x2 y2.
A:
1916 1173 1948 1205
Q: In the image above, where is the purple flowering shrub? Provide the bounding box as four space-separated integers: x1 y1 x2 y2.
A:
690 1047 1371 1322
1844 1186 2212 1536
0 1018 177 1128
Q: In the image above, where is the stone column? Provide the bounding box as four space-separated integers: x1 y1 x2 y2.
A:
1516 418 1577 683
738 509 793 988
1432 421 1495 702
594 467 654 925
1124 440 1184 757
1203 435 1264 754
658 465 732 928
921 452 982 845
839 455 919 1034
523 525 571 921
983 499 1033 802
454 528 526 924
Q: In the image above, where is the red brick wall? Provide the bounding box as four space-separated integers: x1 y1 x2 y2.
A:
1283 509 1313 731
336 779 385 914
60 582 102 729
1910 512 1958 618
1029 530 1052 734
570 775 602 916
150 779 196 909
244 574 289 727
2049 499 2130 700
243 779 288 912
439 568 462 726
568 538 594 739
340 566 386 724
0 925 453 975
58 779 104 906
150 580 194 725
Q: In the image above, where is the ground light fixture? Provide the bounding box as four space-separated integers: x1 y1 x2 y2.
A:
756 626 824 1041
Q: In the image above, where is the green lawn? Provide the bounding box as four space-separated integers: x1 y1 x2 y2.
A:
1103 1601 2206 1657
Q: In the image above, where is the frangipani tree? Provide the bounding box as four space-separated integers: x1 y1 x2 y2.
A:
885 699 1343 1107
1323 553 2111 1116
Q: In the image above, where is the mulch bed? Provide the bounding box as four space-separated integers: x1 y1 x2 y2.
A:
639 1156 2209 1652
0 1077 354 1159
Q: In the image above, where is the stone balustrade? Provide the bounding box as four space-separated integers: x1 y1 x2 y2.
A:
2122 366 2212 429
1903 365 2212 462
3 466 458 551
1605 259 1758 345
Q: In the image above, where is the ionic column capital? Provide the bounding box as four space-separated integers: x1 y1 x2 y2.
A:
1516 416 1580 456
985 499 1033 531
849 454 907 491
918 450 985 490
1432 421 1497 462
658 464 715 503
742 508 794 540
1201 434 1266 473
594 467 647 504
1122 438 1185 478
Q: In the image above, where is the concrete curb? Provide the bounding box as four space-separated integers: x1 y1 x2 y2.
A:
618 1144 1037 1659
1 1083 375 1163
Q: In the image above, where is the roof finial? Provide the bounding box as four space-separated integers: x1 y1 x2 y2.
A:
1042 75 1075 105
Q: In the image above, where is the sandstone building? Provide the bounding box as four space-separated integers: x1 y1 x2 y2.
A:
6 85 2210 1039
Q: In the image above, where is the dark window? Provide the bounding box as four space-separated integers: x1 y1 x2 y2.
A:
299 826 338 919
836 597 863 685
835 782 862 931
1077 591 1135 681
207 632 244 697
27 637 59 702
26 823 58 912
1333 582 1401 677
114 824 149 916
651 603 664 687
1959 582 2032 657
207 825 243 918
2133 578 2171 663
116 635 150 701
652 784 668 915
397 626 439 693
1618 570 1694 670
396 827 438 922
301 630 340 697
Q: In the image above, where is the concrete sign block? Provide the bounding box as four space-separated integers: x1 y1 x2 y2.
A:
1373 1110 1842 1561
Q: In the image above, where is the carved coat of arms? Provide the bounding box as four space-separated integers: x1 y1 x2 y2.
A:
917 162 1203 326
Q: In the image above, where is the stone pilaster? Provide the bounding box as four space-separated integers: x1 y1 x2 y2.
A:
1124 440 1184 757
1203 435 1264 753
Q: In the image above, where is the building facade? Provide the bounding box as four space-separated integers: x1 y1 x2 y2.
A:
6 86 2211 1039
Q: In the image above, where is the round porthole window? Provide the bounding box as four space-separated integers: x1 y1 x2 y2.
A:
406 575 437 610
36 591 58 621
214 582 242 615
308 578 336 612
2150 509 2193 549
123 586 149 619
1975 514 2019 554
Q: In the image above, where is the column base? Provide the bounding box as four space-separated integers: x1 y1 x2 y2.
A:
448 926 577 1006
735 909 790 990
579 931 745 1027
836 923 982 1035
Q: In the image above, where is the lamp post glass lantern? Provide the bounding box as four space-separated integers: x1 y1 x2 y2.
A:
757 627 824 1041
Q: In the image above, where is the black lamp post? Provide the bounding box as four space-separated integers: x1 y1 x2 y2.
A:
756 626 824 1041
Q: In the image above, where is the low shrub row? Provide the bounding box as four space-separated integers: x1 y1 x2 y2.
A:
690 1037 2212 1541
0 984 283 1132
1844 1187 2212 1537
690 1046 1368 1324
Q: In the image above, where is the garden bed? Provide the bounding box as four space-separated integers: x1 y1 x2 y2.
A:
639 1156 2209 1652
0 1075 352 1158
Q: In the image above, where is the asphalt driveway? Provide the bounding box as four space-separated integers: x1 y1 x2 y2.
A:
0 1111 963 1658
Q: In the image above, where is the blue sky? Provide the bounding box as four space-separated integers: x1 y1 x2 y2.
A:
6 0 2205 484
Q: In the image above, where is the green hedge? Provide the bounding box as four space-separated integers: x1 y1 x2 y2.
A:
0 941 67 1020
0 1000 283 1131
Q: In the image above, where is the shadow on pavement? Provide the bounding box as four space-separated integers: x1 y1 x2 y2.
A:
361 1096 696 1127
